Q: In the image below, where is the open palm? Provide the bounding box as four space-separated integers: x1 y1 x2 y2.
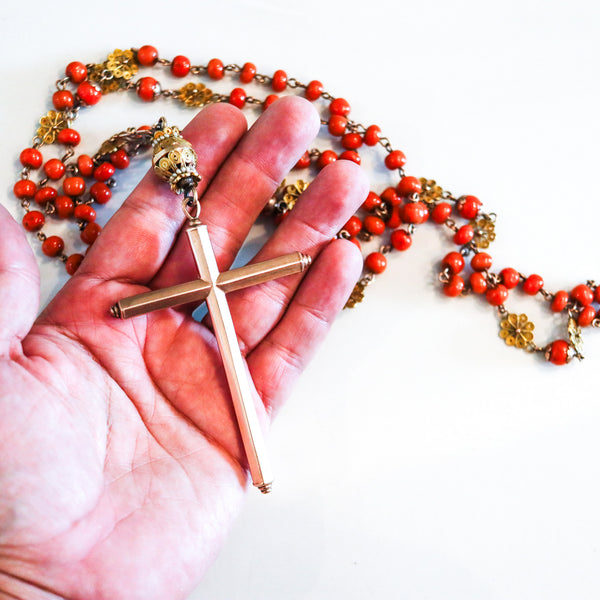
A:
0 98 367 599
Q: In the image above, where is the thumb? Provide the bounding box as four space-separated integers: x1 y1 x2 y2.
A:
0 202 40 357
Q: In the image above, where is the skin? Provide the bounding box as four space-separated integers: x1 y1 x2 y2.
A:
0 97 368 599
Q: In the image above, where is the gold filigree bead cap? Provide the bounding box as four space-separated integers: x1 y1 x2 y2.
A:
151 125 201 194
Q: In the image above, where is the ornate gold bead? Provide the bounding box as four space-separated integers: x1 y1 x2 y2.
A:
152 126 201 192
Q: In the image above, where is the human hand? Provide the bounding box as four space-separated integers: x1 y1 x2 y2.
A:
0 97 367 599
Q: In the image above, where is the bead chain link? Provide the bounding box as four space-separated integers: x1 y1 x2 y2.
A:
12 47 599 365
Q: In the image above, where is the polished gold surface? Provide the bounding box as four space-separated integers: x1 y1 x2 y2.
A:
499 313 535 349
112 220 312 492
111 252 310 319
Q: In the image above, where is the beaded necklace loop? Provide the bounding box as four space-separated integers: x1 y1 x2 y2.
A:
13 45 598 366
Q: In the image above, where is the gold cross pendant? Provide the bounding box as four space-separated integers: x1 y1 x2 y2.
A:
111 218 311 493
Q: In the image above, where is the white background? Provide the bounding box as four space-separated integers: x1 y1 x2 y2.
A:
2 1 600 598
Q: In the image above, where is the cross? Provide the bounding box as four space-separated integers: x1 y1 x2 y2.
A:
111 219 311 493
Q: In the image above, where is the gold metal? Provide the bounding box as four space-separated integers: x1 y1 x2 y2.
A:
419 178 444 205
281 179 309 211
37 111 69 145
111 251 311 319
106 48 138 80
345 279 368 309
112 222 312 492
152 126 201 192
499 313 535 349
470 216 496 249
178 82 214 107
568 317 584 359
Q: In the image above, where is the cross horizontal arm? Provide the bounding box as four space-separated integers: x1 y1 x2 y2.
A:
111 252 311 320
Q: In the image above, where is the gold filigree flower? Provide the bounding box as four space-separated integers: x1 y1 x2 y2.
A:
345 280 367 309
178 82 214 107
419 178 444 205
470 216 496 249
282 180 309 210
106 48 138 80
88 63 121 93
37 110 69 144
499 313 535 349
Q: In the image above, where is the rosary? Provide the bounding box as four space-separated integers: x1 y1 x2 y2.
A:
12 46 599 490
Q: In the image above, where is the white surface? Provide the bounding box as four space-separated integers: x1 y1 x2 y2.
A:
2 1 600 598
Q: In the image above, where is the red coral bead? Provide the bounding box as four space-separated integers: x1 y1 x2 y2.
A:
263 94 279 110
272 70 287 92
387 206 402 229
470 272 487 294
63 177 85 196
364 215 385 235
44 159 65 180
137 77 160 101
207 58 224 79
22 211 45 231
81 222 102 245
363 125 381 146
77 82 101 105
343 216 362 237
42 235 64 257
52 90 75 111
295 151 311 169
341 132 363 150
65 253 84 275
365 252 387 274
500 267 520 289
547 340 570 365
401 201 428 224
137 45 158 66
339 150 361 164
240 62 256 84
65 61 87 83
110 149 130 169
442 251 465 274
94 162 115 181
171 55 191 77
329 97 350 116
305 80 323 101
453 224 474 245
380 187 401 207
457 195 482 219
328 115 347 136
486 284 509 306
471 252 492 271
396 176 422 197
570 284 594 306
229 87 246 108
90 182 112 204
431 202 452 224
348 237 361 251
391 229 412 251
55 195 74 219
57 128 81 146
523 274 544 295
362 191 381 212
444 274 465 297
74 204 96 222
384 150 406 170
14 180 37 199
317 150 337 169
77 155 95 177
578 305 596 327
34 186 57 205
20 148 43 169
551 290 569 313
